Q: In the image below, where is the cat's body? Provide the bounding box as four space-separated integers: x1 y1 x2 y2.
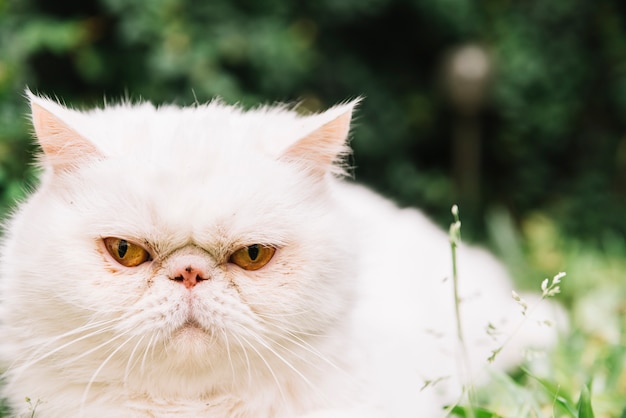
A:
0 94 559 417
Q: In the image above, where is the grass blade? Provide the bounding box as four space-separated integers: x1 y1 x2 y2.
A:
448 405 504 418
577 383 594 418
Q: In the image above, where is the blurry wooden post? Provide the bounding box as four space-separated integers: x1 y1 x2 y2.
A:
444 45 492 216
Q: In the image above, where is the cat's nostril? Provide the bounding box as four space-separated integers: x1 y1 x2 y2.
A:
170 266 208 289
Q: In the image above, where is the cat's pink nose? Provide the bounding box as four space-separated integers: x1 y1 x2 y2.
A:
171 265 207 289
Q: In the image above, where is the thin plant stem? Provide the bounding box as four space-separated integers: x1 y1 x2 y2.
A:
449 205 477 416
451 225 463 345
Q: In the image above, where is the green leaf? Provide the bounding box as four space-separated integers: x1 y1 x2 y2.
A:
577 384 594 418
521 367 577 416
448 405 504 418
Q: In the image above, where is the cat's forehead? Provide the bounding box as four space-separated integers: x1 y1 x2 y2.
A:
71 102 326 161
54 102 336 250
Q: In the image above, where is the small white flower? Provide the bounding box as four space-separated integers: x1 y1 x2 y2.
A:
487 347 502 363
511 290 528 314
553 271 566 284
547 286 561 297
541 272 565 298
448 220 462 244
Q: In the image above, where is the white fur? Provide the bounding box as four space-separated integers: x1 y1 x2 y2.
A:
0 96 561 417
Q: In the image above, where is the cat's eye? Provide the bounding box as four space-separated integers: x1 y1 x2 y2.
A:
229 244 276 271
103 237 151 267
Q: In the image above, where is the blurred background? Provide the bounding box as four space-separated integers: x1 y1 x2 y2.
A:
2 1 626 414
1 0 626 294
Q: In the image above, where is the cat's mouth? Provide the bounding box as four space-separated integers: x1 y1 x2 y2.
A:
181 318 203 330
172 318 211 338
168 319 216 356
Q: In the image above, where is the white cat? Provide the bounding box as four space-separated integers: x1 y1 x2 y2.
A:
0 92 561 417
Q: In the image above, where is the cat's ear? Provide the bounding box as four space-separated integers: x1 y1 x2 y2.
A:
281 99 360 177
27 90 102 172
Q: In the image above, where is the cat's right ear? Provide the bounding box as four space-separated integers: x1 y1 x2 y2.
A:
280 99 360 178
27 90 102 172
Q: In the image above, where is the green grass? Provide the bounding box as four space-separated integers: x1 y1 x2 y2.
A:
449 208 626 418
0 398 10 417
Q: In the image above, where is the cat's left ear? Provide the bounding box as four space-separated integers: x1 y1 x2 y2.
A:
281 99 360 177
27 90 103 172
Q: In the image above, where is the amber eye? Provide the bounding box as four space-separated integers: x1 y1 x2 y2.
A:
103 237 151 267
229 244 276 271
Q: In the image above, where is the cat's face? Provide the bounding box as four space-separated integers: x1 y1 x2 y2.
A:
2 95 357 380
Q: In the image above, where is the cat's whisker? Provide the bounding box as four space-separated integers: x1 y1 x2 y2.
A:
252 307 318 319
153 331 166 362
272 324 334 339
67 332 127 364
269 329 345 373
272 330 365 401
140 332 158 375
240 328 329 405
237 333 288 407
80 333 137 414
56 327 133 368
230 332 253 388
12 320 122 378
221 329 237 389
21 317 122 358
254 313 331 337
160 330 171 358
124 334 147 382
262 333 325 370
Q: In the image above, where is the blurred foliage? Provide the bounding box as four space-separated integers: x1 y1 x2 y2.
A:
1 0 626 242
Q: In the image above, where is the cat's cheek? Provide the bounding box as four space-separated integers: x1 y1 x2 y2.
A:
114 278 192 336
79 254 156 309
222 264 285 295
223 262 302 315
189 284 257 333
